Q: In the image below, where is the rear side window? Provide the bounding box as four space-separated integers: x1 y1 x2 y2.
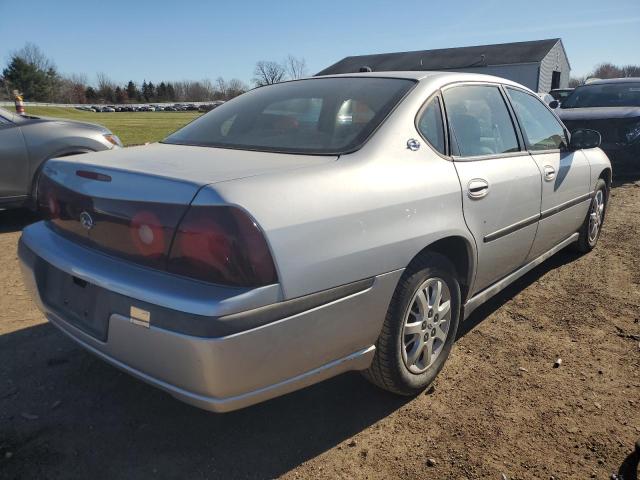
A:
417 96 445 155
443 85 519 157
507 88 567 151
164 77 416 155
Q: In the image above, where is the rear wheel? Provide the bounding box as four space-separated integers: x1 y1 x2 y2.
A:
575 179 607 253
363 253 461 395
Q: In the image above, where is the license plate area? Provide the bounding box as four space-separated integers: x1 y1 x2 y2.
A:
40 264 108 341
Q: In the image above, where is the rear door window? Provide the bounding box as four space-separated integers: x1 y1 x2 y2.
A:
417 96 446 155
443 85 519 158
507 87 567 151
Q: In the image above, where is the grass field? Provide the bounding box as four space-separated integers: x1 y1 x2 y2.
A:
21 106 202 146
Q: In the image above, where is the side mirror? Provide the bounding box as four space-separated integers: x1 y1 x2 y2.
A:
548 100 559 109
569 128 601 150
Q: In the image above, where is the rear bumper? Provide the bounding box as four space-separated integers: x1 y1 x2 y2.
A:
19 222 401 412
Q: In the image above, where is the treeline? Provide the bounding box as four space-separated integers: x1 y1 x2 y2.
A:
88 73 248 104
570 62 640 87
0 43 249 103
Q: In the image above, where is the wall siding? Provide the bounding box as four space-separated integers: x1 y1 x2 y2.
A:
538 41 571 92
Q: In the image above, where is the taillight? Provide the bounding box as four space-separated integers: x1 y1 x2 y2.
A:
38 175 61 219
168 206 277 287
129 211 166 258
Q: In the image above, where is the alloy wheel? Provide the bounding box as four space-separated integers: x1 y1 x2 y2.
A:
588 190 605 243
401 277 452 374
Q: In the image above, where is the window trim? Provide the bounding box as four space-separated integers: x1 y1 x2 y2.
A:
414 91 450 159
439 81 525 162
504 85 569 154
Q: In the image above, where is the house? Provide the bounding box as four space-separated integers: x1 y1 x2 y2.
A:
317 38 570 93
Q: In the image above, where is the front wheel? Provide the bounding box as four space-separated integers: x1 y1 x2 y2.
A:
363 253 461 396
575 179 607 253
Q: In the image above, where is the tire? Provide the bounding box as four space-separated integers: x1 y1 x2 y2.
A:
363 252 461 396
575 179 607 253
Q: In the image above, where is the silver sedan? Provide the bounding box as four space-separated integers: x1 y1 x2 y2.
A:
0 107 121 209
19 72 610 412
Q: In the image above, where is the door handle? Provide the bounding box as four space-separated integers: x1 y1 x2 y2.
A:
467 178 489 199
543 165 556 181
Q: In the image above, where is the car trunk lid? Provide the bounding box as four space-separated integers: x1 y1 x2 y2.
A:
38 144 335 273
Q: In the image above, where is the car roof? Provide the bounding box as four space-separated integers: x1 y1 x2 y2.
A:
313 70 527 88
585 77 640 85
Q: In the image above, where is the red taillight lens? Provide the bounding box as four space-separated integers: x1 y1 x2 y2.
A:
168 206 277 287
129 210 166 258
45 192 60 219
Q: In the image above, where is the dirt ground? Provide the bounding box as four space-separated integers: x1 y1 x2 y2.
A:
1 182 639 480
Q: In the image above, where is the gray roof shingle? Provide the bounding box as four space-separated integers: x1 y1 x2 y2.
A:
317 39 561 75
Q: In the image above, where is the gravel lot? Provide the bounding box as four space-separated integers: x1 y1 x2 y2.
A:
0 181 639 480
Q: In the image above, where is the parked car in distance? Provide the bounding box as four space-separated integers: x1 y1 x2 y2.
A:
549 88 574 104
199 101 224 112
19 72 611 412
0 107 122 209
557 77 640 176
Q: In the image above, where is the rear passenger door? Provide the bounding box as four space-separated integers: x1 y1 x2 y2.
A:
442 83 542 294
505 87 591 260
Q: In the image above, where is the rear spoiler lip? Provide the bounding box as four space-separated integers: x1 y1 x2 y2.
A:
42 159 204 205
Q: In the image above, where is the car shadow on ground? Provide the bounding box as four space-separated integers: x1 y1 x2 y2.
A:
0 208 40 234
0 321 411 479
458 246 580 338
1 248 582 479
617 444 639 480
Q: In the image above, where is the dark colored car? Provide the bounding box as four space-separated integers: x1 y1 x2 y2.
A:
557 78 640 176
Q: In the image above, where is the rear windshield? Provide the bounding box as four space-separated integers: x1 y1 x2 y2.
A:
163 77 415 155
561 82 640 108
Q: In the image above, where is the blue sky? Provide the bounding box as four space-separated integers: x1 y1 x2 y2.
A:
1 0 638 86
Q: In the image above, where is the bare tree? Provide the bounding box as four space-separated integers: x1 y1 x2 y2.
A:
95 72 116 102
253 61 286 86
568 76 585 88
226 78 248 98
215 77 228 98
590 63 622 80
621 65 640 77
14 42 55 71
284 55 308 80
56 73 88 103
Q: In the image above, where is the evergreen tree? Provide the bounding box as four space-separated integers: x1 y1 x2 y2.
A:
85 86 98 102
2 56 58 101
166 83 176 102
147 81 156 102
157 82 167 102
141 80 148 101
126 81 137 102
